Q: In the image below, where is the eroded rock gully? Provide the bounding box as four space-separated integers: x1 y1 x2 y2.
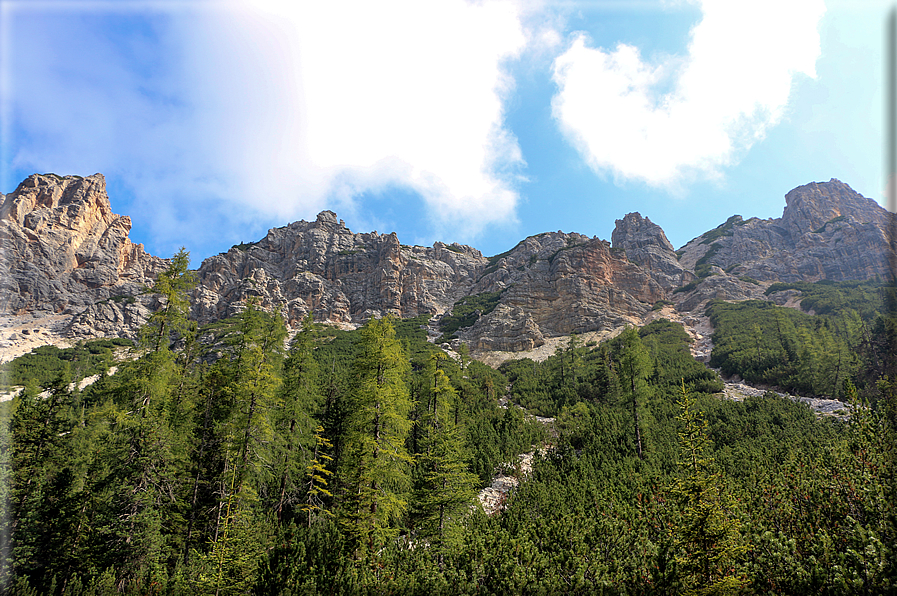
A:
478 390 555 515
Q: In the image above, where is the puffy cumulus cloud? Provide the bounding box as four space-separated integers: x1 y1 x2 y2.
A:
3 0 527 251
254 0 528 227
550 0 826 189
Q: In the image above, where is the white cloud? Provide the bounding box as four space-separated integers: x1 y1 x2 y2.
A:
3 0 527 252
263 0 528 226
550 0 826 188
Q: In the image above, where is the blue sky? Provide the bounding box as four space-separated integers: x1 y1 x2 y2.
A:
0 0 890 266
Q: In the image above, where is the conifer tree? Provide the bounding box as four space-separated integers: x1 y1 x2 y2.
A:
457 342 470 371
671 382 745 595
339 316 413 557
197 300 285 592
273 313 321 523
144 247 196 353
9 374 80 591
109 248 198 587
216 299 286 514
617 328 651 459
192 467 272 596
413 362 478 566
301 426 334 528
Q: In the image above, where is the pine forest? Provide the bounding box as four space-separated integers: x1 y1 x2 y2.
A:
1 252 895 595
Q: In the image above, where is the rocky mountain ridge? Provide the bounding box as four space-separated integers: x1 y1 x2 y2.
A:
1 174 893 359
676 179 894 283
192 210 487 327
455 231 664 351
0 173 166 343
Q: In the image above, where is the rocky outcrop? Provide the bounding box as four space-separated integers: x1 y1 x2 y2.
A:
66 294 161 339
0 173 166 335
675 272 767 312
3 173 892 353
675 180 895 287
612 213 694 290
192 211 488 327
462 303 545 352
457 232 666 351
194 223 667 352
781 180 891 236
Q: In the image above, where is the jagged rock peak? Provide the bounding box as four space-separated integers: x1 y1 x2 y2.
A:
2 173 113 229
610 212 692 291
192 211 488 327
674 179 895 289
782 179 889 236
611 212 674 252
314 210 347 228
460 231 667 351
316 209 338 223
0 172 166 334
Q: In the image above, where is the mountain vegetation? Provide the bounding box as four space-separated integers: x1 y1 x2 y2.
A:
2 174 896 594
1 252 894 595
709 279 896 401
437 291 503 343
0 338 132 390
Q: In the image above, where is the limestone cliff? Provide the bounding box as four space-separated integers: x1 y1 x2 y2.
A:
611 213 694 290
676 179 894 285
192 218 667 353
0 173 166 335
192 211 487 327
457 232 665 351
2 173 892 352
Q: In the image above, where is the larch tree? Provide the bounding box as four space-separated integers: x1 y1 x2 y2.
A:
194 299 286 595
339 316 413 557
301 425 334 528
273 313 322 523
617 327 652 460
103 247 198 588
413 363 478 566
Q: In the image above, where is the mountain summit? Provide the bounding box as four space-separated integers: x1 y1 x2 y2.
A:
1 174 893 355
0 173 165 322
674 179 894 284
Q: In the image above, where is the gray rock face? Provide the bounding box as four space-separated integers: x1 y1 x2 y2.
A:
66 294 162 339
463 303 545 352
458 231 666 351
675 180 895 285
4 173 892 352
676 275 767 312
194 223 667 352
781 179 891 236
612 213 694 290
0 173 166 336
192 211 488 327
0 172 671 351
